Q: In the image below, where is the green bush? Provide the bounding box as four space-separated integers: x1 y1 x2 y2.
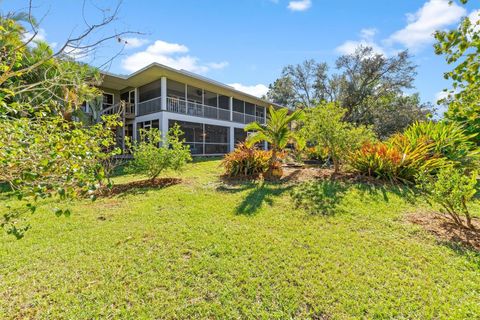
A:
222 143 272 177
126 125 191 181
416 167 478 229
301 103 376 173
291 180 347 215
400 121 479 168
349 121 478 184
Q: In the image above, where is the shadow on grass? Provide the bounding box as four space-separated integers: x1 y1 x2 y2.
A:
441 241 480 269
217 180 293 215
291 180 349 215
99 178 182 198
355 182 417 205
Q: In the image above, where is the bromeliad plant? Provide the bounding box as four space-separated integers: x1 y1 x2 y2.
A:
244 107 305 177
222 143 272 178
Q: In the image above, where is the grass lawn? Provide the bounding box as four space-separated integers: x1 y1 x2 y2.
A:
1 159 479 319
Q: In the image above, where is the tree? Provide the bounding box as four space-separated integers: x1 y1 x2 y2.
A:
417 166 478 230
334 46 417 125
301 103 375 173
267 59 328 109
244 107 305 175
0 3 139 238
126 125 192 182
265 47 429 137
434 3 480 145
369 93 433 139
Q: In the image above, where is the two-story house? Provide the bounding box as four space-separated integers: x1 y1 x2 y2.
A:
88 63 280 155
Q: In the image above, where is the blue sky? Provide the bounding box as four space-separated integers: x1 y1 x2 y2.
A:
4 0 478 106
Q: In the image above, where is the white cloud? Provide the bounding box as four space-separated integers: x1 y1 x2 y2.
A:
287 0 312 12
123 37 149 49
22 28 47 43
228 83 269 97
336 28 386 56
435 90 450 102
121 40 228 74
388 0 466 51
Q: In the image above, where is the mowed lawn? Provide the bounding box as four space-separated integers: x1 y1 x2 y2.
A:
1 159 479 319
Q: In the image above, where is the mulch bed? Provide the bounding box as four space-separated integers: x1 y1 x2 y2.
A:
97 178 182 197
408 212 480 251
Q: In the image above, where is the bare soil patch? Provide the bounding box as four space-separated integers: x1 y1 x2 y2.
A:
97 178 182 197
408 211 480 251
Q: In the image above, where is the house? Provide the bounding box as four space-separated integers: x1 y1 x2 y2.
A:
88 63 279 155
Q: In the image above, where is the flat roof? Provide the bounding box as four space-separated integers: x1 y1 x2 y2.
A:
100 62 283 109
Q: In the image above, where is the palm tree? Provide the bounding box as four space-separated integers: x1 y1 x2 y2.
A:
245 107 305 175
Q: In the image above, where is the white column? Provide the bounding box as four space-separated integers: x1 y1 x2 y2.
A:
134 87 139 116
185 83 188 114
160 112 168 142
161 77 167 111
132 121 137 142
229 126 235 152
229 96 233 122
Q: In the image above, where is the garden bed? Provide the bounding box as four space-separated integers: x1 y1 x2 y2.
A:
408 212 480 251
97 178 182 197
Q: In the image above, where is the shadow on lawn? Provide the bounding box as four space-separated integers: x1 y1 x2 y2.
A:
355 182 417 205
217 181 293 215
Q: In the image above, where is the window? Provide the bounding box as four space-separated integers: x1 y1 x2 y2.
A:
187 85 202 104
234 128 247 145
204 90 218 107
102 93 114 110
169 120 230 155
219 95 230 110
233 98 244 113
139 80 161 102
136 119 159 140
245 102 255 115
256 105 265 118
167 80 185 99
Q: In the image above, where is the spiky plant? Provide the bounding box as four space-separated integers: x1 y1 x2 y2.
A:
244 107 305 175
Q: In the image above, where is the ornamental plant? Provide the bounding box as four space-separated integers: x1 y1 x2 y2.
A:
126 124 191 182
222 143 272 178
416 167 478 229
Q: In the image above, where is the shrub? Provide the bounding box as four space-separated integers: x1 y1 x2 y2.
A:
291 180 347 215
349 121 478 184
126 124 191 181
417 167 478 229
301 103 376 173
222 143 272 177
349 140 447 184
400 121 479 168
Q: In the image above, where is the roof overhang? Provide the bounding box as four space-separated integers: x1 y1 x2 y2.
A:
100 63 283 109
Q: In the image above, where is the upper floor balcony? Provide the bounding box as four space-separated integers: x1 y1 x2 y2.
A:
136 96 265 124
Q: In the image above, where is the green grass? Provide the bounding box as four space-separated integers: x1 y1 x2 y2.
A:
1 160 479 319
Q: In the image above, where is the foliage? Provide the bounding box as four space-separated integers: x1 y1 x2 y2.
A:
245 107 305 176
348 140 446 184
369 93 433 139
399 121 479 168
417 166 478 229
301 103 376 173
291 180 347 215
222 143 272 177
349 121 479 183
0 16 101 118
126 125 192 182
434 5 480 145
0 115 121 238
265 47 428 137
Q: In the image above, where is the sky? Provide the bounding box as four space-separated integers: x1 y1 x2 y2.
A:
3 0 479 108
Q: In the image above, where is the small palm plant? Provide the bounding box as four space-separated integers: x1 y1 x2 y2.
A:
244 107 305 177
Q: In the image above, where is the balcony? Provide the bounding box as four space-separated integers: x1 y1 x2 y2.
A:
137 96 265 124
101 101 135 119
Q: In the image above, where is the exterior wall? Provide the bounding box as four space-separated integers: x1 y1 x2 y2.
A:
134 110 246 155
